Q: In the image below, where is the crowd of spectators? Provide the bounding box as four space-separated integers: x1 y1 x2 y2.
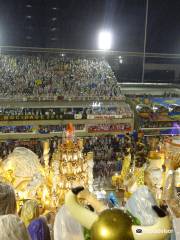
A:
0 137 62 162
0 140 44 160
83 134 148 182
163 92 179 98
0 105 133 121
86 104 133 118
0 124 85 134
0 54 122 100
0 122 133 136
83 136 122 179
139 120 178 129
88 123 132 133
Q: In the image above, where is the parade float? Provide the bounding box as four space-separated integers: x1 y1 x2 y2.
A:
163 136 180 239
111 140 147 197
109 135 179 239
0 123 93 210
65 186 172 240
163 137 180 212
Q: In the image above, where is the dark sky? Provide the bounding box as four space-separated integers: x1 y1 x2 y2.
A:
0 0 180 53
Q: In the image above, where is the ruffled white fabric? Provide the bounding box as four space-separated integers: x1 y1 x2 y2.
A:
54 205 84 240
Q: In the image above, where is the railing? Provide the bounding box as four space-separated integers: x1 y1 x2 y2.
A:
1 46 180 59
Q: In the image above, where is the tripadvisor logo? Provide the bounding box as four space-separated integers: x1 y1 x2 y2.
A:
136 229 173 234
136 229 142 234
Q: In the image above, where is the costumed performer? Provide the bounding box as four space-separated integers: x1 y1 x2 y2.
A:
0 182 16 215
0 214 30 240
28 217 51 240
20 199 39 227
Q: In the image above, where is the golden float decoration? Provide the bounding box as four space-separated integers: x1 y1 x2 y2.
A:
0 123 94 211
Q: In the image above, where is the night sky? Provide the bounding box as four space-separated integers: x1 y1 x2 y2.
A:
0 0 180 53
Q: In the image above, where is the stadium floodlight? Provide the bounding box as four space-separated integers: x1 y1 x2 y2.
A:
98 30 112 50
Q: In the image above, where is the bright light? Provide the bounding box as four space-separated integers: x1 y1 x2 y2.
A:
118 56 123 64
98 31 112 50
100 228 108 237
92 102 101 108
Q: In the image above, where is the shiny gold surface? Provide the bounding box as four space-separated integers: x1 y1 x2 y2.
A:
0 133 92 210
91 209 134 240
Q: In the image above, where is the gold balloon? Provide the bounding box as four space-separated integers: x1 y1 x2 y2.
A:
91 209 134 240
